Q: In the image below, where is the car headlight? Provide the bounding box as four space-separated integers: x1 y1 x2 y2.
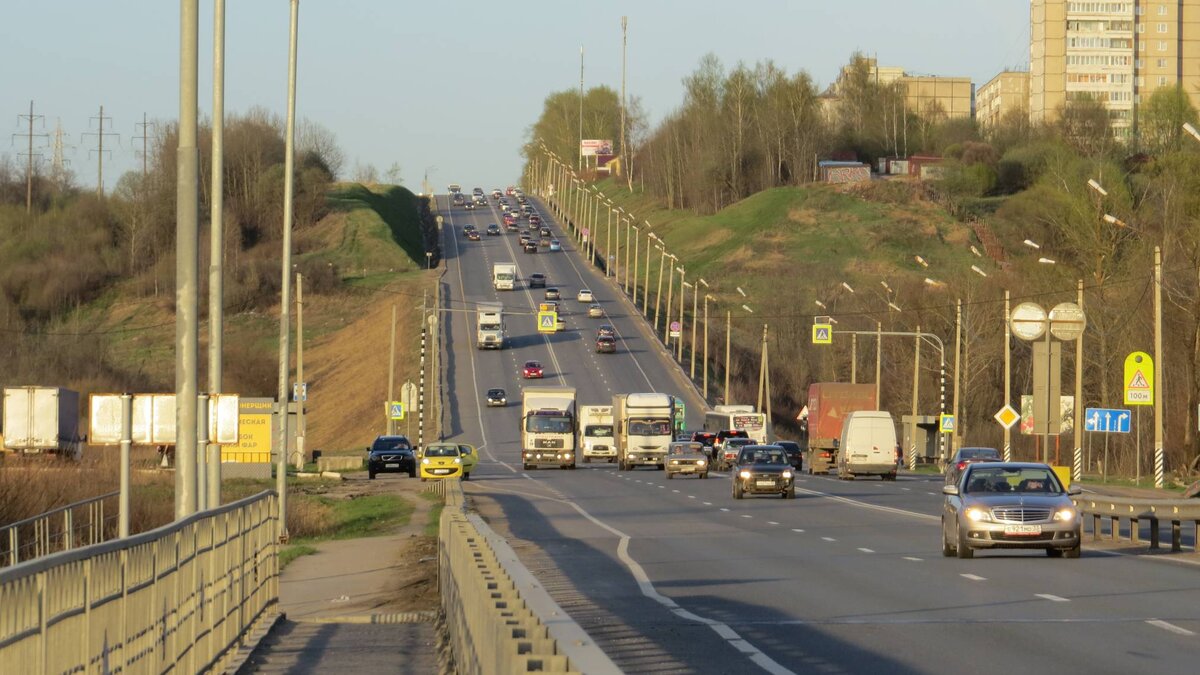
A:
564 452 573 458
965 507 990 522
697 460 706 466
422 458 430 465
781 471 793 480
1053 508 1076 522
453 458 462 464
739 470 751 479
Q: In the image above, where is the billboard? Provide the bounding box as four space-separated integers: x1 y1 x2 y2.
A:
580 139 613 157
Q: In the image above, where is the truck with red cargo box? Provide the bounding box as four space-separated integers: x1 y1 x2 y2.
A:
804 383 877 474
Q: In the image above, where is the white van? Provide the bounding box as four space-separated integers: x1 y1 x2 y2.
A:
837 411 898 480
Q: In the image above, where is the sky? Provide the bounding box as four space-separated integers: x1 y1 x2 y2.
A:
2 1 1030 195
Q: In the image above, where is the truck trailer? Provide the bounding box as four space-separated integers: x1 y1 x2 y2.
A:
2 386 83 460
614 392 675 471
521 386 577 469
804 383 877 474
578 405 615 463
475 302 505 349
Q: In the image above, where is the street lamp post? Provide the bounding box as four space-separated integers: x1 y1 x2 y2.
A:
655 248 668 332
631 224 640 306
691 279 706 378
664 261 677 345
678 272 688 362
605 202 614 277
703 293 715 400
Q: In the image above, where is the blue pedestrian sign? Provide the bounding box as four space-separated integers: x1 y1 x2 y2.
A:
1084 407 1130 433
939 414 956 433
388 401 406 421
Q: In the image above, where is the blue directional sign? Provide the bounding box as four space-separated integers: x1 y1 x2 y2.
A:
1083 407 1130 434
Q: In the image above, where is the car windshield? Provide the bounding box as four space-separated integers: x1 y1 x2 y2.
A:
745 449 787 464
424 445 459 457
525 362 541 369
584 425 613 437
671 445 701 455
371 437 411 452
488 389 505 397
629 420 671 436
964 467 1063 494
526 414 572 433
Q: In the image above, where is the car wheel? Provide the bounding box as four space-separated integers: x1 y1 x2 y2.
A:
941 518 955 557
733 483 744 500
1064 542 1081 559
368 471 376 480
783 487 795 499
584 456 591 464
956 522 974 559
523 464 533 470
407 470 416 478
420 477 427 483
667 472 674 479
608 458 615 464
463 472 471 481
701 472 708 479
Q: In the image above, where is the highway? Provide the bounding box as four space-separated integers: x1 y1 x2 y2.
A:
434 194 1200 674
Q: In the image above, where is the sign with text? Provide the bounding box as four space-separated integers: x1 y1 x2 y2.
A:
580 139 613 157
1123 351 1153 405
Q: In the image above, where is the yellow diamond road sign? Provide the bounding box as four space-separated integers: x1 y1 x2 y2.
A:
537 311 558 333
993 404 1019 430
812 324 832 345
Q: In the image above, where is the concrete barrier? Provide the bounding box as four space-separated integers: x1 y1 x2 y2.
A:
316 455 364 472
439 479 617 674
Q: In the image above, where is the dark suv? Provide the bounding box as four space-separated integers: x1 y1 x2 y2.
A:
366 435 416 479
529 273 547 288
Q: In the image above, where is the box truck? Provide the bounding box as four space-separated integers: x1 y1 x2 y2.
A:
805 383 877 474
521 386 577 469
613 392 674 471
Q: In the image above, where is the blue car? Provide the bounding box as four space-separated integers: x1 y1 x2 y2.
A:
549 239 561 252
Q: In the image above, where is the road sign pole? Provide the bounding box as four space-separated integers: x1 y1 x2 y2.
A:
1074 279 1084 481
1154 246 1164 488
1003 290 1011 461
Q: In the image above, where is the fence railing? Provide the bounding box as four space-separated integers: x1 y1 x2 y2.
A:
1073 495 1200 552
1 490 119 568
0 490 278 674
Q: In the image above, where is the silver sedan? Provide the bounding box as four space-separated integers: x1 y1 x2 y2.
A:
942 462 1082 559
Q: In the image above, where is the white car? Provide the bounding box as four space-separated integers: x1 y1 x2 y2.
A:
588 304 604 318
577 289 594 303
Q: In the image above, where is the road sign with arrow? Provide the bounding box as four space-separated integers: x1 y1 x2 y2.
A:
1083 407 1130 433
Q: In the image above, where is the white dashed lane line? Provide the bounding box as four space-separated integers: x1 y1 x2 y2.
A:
1036 594 1070 603
960 574 987 581
702 501 712 506
902 556 923 562
857 548 875 554
792 529 805 533
821 537 836 542
767 521 779 526
741 514 753 519
1146 620 1196 636
720 508 731 512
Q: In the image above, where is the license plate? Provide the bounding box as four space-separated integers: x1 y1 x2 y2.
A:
1004 524 1042 535
385 463 399 468
434 469 449 474
680 467 695 473
756 480 775 487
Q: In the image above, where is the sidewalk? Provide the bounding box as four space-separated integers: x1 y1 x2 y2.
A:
235 477 448 674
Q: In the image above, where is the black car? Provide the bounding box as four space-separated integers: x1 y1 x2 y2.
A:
732 445 795 499
486 223 501 236
366 435 416 480
596 336 616 353
529 273 546 288
523 241 538 253
486 388 507 407
775 440 804 471
945 447 1002 485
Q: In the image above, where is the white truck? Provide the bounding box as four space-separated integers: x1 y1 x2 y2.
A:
613 392 675 471
493 262 517 291
704 404 769 443
521 386 577 470
2 386 83 460
475 302 505 349
578 405 615 463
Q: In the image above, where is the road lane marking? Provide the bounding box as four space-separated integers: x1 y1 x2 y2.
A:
767 521 779 526
960 574 987 581
672 489 680 493
901 487 911 491
1146 619 1195 636
903 556 923 562
720 508 730 512
792 529 805 533
821 537 836 542
857 548 875 553
741 514 753 519
702 501 711 505
520 473 797 675
1036 594 1070 603
925 492 936 496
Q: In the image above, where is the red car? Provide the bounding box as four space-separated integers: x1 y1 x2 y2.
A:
504 213 518 227
522 360 544 379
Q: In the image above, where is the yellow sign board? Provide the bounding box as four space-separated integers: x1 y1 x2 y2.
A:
1123 351 1153 406
222 398 274 463
537 311 558 333
812 324 832 345
388 401 405 420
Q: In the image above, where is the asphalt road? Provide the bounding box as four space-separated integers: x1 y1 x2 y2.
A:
434 193 1200 674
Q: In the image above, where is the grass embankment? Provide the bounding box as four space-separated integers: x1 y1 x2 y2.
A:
421 490 444 537
278 492 416 568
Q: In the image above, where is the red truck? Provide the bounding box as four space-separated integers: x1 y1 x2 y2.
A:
804 383 877 474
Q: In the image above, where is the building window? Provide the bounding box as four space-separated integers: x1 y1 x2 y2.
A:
1158 40 1167 50
1136 59 1143 69
1158 23 1168 33
1159 76 1168 85
1158 58 1167 68
1158 4 1167 15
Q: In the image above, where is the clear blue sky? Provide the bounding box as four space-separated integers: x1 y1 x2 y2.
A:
2 1 1029 195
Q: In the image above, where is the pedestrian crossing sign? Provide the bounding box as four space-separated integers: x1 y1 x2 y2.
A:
812 324 832 345
538 311 557 333
939 414 956 433
388 402 405 420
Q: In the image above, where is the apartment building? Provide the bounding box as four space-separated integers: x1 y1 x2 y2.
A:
977 71 1032 127
832 58 975 120
1030 0 1200 133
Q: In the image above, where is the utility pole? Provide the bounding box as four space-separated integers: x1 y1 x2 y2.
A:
952 298 962 453
875 321 882 406
274 0 301 539
387 305 397 435
757 324 768 414
620 16 632 189
1073 279 1084 481
208 0 227 507
176 0 201 521
690 279 704 379
677 270 687 362
703 294 713 400
295 272 305 470
578 45 584 170
725 310 732 403
664 261 676 344
14 100 47 213
910 327 920 470
134 113 156 179
1153 246 1164 488
84 105 119 195
50 119 73 188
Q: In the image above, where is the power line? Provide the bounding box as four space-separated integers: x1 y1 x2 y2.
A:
133 112 156 179
83 105 120 195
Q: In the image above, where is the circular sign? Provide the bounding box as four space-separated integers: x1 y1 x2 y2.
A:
1009 302 1047 341
436 215 443 225
670 321 681 331
1049 302 1087 341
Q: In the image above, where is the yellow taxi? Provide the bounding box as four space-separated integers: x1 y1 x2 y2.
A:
456 443 479 478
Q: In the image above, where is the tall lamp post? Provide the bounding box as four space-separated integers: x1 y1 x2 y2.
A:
691 278 707 378
703 293 715 400
678 275 689 362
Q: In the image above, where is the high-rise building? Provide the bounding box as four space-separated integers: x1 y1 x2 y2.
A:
1030 1 1200 133
978 71 1032 127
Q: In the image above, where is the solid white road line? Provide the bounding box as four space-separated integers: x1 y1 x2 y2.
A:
1036 594 1070 603
1146 619 1196 636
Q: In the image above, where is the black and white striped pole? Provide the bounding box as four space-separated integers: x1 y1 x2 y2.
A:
419 291 426 449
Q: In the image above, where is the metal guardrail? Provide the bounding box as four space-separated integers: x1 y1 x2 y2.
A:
0 490 278 674
1 490 119 568
1073 494 1200 552
439 480 580 674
